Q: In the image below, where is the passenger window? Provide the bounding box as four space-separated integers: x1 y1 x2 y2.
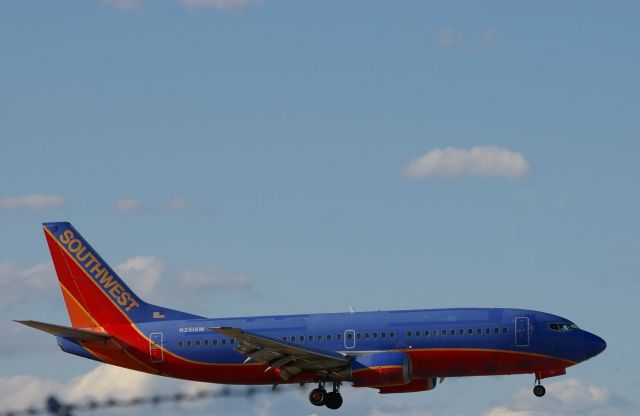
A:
459 329 464 336
299 336 304 343
187 340 192 347
433 330 438 337
424 330 429 337
204 340 209 346
494 328 500 335
502 328 508 334
476 328 482 335
407 331 412 338
282 336 288 341
195 340 201 347
415 330 421 337
308 335 313 342
337 334 342 341
441 329 447 337
450 329 455 336
178 341 183 348
291 336 296 342
230 339 235 345
347 333 353 340
356 333 362 340
485 328 490 335
364 333 370 340
213 339 218 346
318 335 323 341
380 332 386 339
372 332 378 339
221 339 227 346
327 335 332 341
390 332 395 338
467 328 473 335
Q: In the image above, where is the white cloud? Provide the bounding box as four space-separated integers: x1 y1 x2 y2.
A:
0 365 216 412
483 378 622 416
178 266 253 293
113 257 252 299
437 26 464 48
0 262 56 308
99 0 142 10
182 0 264 11
0 374 62 410
166 197 189 211
484 408 539 416
482 27 500 47
0 193 65 210
114 198 143 213
402 146 532 180
115 256 165 298
99 0 263 11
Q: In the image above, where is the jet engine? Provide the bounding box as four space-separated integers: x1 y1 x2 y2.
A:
344 352 412 388
378 377 437 393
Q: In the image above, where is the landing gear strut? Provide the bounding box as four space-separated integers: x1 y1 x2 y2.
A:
533 377 546 397
308 381 343 409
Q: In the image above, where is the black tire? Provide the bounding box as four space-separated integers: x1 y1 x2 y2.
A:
533 384 546 397
309 388 325 406
324 392 343 410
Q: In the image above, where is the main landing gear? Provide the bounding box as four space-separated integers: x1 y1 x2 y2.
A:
533 377 546 397
309 381 343 410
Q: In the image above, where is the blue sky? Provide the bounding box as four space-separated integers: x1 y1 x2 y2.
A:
1 1 639 415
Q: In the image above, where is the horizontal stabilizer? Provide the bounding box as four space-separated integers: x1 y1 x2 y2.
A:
15 320 110 342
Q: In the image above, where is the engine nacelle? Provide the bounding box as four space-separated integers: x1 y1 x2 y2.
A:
348 352 412 388
378 377 437 394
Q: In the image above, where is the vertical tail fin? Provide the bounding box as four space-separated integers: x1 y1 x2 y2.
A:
42 222 199 328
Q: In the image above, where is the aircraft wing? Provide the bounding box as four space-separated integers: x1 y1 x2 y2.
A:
211 326 349 381
16 320 110 342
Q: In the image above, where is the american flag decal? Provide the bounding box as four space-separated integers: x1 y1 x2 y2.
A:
153 311 166 319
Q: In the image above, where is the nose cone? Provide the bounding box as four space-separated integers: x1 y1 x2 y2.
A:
587 332 607 358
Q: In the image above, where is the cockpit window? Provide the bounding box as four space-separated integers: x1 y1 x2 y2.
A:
549 322 579 332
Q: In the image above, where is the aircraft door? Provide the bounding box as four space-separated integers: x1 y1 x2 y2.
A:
344 329 356 349
149 332 164 363
515 317 529 347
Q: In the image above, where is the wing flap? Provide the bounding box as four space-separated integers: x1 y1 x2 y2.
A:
15 320 110 342
211 326 349 380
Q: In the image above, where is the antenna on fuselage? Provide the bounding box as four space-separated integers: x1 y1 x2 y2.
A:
348 305 356 314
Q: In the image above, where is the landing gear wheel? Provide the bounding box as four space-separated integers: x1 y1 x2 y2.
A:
533 384 546 397
309 388 326 406
324 392 343 410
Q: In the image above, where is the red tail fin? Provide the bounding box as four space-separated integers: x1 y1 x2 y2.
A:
43 222 147 328
43 222 202 328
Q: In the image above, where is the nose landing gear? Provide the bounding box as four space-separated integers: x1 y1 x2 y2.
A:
308 381 343 409
533 377 546 397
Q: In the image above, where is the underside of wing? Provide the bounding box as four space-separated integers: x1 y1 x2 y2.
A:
211 326 350 381
15 320 110 342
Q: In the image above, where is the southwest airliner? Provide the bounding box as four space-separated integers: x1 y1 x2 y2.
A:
18 222 606 409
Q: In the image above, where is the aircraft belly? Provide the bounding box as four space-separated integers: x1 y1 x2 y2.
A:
408 349 572 378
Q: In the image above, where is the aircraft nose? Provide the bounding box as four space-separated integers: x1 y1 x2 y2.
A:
587 332 607 358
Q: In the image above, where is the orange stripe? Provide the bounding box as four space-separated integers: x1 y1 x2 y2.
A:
59 283 102 329
352 365 403 373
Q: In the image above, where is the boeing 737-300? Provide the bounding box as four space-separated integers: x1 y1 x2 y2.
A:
17 222 606 409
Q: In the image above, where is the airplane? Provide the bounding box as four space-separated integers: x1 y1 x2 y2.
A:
17 222 606 410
